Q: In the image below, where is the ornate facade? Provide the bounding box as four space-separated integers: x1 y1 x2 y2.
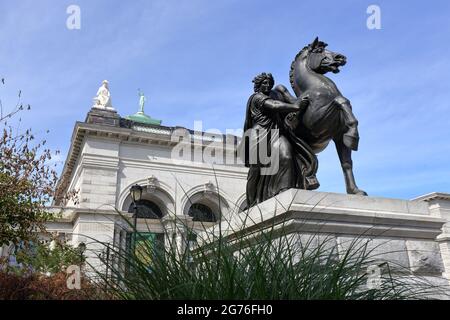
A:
44 85 247 269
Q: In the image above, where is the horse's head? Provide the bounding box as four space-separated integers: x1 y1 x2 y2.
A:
306 37 346 74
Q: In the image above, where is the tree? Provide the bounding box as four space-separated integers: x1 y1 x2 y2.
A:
0 80 58 247
14 237 85 275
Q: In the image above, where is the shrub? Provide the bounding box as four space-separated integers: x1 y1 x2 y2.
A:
0 271 105 300
88 211 449 300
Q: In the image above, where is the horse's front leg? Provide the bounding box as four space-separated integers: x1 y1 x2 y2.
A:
334 96 360 151
334 137 367 196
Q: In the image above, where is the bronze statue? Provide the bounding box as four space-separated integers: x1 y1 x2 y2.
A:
241 37 366 207
240 73 318 207
288 37 366 196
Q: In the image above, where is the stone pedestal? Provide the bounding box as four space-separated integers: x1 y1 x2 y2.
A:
85 108 120 127
198 189 450 286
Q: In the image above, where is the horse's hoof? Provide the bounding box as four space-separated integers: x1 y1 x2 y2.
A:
305 175 320 190
348 188 368 196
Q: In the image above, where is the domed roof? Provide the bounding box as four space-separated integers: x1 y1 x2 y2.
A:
125 90 161 125
126 111 161 125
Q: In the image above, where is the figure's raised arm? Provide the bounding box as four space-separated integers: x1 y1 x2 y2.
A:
262 95 309 112
273 84 297 104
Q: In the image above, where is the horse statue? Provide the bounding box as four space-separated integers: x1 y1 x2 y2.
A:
275 37 367 196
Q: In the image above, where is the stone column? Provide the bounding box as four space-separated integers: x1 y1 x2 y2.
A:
415 193 450 280
161 215 193 259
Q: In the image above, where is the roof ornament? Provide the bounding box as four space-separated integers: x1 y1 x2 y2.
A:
124 89 162 126
138 89 146 114
92 80 116 112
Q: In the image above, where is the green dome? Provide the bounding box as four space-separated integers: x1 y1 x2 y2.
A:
126 111 161 126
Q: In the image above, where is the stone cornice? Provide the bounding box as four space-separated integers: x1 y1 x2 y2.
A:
54 122 87 205
47 206 123 224
412 192 450 202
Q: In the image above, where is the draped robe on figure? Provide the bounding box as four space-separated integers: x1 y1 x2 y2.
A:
239 91 319 207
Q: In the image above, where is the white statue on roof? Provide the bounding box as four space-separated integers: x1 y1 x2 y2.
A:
92 80 115 111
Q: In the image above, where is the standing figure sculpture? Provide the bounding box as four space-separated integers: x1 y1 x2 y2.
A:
286 37 367 195
240 73 319 207
138 89 146 113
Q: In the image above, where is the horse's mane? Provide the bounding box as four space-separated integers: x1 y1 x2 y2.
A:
289 46 309 92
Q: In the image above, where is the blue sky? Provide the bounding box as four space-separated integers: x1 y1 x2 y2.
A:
0 0 449 200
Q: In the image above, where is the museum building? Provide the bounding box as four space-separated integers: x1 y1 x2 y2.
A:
42 81 248 268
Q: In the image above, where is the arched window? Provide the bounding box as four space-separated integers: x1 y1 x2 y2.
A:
128 200 163 219
188 203 217 222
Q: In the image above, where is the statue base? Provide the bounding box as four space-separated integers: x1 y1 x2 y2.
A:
85 107 120 127
198 189 450 295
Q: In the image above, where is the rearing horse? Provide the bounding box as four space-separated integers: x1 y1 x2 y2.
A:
278 37 367 195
